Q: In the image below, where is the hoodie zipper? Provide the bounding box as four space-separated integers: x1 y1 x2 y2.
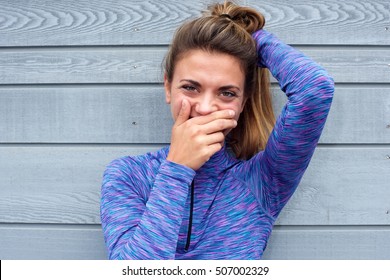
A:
185 180 195 251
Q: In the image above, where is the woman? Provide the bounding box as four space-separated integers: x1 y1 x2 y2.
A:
101 1 334 260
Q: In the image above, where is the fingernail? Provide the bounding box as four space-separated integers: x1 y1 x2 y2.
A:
229 110 235 117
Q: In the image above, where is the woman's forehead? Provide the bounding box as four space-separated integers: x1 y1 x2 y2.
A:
173 49 245 88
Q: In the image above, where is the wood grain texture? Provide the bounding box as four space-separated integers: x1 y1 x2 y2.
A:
277 147 390 225
1 225 389 259
248 0 390 46
1 0 389 262
0 146 389 225
315 85 390 144
1 86 389 144
1 0 389 46
0 225 107 260
263 226 390 260
0 87 173 144
1 47 389 84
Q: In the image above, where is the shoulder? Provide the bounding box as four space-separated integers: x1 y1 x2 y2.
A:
103 146 169 185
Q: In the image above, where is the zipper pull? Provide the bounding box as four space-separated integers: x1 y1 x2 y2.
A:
184 180 195 251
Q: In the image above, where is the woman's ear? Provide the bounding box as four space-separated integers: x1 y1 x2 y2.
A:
164 74 171 104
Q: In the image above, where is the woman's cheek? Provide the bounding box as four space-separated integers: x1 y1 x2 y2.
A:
172 98 185 121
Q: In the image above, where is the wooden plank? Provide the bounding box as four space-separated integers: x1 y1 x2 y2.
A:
263 226 390 260
1 47 389 84
0 145 153 224
248 0 390 46
316 86 390 144
0 87 173 144
0 225 389 259
0 225 107 260
1 86 389 144
1 0 388 46
277 146 390 225
0 146 389 225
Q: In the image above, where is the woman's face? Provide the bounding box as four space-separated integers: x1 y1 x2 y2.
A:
164 49 246 134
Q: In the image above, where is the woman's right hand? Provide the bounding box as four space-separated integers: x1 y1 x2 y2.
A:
167 99 237 170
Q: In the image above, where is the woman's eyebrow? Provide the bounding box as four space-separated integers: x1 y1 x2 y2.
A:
180 79 201 87
219 85 242 92
180 79 241 92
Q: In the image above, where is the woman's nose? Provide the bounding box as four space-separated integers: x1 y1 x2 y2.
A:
193 94 217 116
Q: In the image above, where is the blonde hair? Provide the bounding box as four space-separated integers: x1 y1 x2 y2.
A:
164 1 275 159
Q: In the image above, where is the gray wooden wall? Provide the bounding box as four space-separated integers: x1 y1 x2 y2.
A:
0 0 389 260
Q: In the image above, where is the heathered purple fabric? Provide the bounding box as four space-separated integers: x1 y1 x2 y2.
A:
100 30 335 260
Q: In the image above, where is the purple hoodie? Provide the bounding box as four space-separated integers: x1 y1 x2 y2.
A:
100 29 335 259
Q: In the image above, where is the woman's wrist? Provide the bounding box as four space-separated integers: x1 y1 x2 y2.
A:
161 157 196 180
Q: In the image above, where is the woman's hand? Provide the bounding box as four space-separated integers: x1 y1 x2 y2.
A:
167 99 237 170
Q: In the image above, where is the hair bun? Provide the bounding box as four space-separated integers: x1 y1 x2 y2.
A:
206 1 265 33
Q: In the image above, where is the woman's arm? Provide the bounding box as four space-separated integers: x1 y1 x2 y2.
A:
241 30 334 218
101 156 195 259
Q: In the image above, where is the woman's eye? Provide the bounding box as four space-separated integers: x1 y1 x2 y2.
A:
182 85 197 91
220 91 236 97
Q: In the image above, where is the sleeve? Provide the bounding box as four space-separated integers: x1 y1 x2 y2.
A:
100 157 195 259
241 29 335 218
